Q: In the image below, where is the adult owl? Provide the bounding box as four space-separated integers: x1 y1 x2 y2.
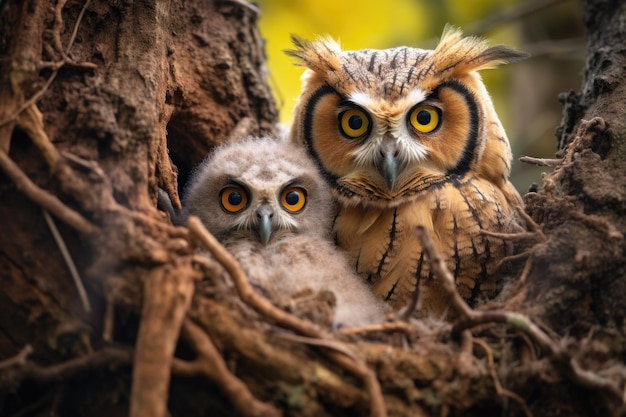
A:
286 27 528 315
180 136 384 327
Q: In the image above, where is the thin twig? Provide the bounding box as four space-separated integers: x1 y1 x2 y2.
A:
187 216 387 417
519 156 562 167
401 280 420 321
416 226 473 320
0 347 132 390
275 332 361 361
49 0 96 68
43 209 91 312
481 205 546 244
0 345 33 370
0 0 93 128
0 73 59 128
465 0 567 35
480 230 543 241
0 150 96 235
65 0 92 54
16 105 60 167
417 225 624 406
495 250 530 270
338 321 413 337
473 338 533 417
103 291 114 343
514 205 546 240
517 252 535 286
222 0 260 15
53 0 70 61
175 318 281 417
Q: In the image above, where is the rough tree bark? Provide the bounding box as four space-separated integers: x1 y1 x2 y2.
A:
1 0 625 417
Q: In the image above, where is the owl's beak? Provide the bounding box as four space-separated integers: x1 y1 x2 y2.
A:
256 203 274 245
381 152 398 191
378 139 398 191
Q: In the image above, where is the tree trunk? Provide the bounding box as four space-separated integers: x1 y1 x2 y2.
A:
0 0 277 415
1 0 626 416
524 0 626 332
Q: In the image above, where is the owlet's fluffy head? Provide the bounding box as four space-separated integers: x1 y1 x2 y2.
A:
181 136 335 244
286 26 528 207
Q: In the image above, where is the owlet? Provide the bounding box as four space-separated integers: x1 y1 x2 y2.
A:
180 136 385 327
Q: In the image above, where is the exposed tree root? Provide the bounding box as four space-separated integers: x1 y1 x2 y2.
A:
0 148 96 234
417 225 626 410
174 318 282 417
187 216 387 417
0 347 132 390
129 261 200 417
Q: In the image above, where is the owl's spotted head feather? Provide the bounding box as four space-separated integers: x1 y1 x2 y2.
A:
287 26 528 208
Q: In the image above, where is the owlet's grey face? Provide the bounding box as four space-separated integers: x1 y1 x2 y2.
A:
181 136 334 245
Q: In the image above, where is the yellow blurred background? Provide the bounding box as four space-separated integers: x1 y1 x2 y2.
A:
255 0 585 193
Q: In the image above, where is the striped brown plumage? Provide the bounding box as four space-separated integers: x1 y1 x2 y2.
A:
287 27 527 316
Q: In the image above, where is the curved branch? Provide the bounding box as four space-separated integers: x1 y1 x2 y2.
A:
175 318 281 417
0 347 132 390
0 150 96 235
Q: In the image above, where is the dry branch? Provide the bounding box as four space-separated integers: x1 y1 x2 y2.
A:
0 149 96 234
519 156 562 167
42 208 91 312
416 225 626 409
0 345 33 371
130 262 198 417
0 347 132 390
175 318 281 417
473 338 533 417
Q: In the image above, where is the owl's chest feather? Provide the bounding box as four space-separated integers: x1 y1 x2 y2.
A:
333 178 518 314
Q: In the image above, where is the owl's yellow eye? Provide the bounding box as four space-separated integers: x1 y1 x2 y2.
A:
220 186 248 213
408 105 441 133
338 108 371 139
280 187 307 212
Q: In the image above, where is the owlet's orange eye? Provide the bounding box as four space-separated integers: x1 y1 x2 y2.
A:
408 105 441 133
220 186 248 213
280 187 307 213
338 107 371 139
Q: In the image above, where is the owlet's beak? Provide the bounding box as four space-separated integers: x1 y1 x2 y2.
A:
377 138 399 191
255 203 274 245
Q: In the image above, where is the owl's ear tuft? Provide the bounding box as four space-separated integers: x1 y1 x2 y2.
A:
471 45 530 70
285 34 343 74
431 25 529 77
